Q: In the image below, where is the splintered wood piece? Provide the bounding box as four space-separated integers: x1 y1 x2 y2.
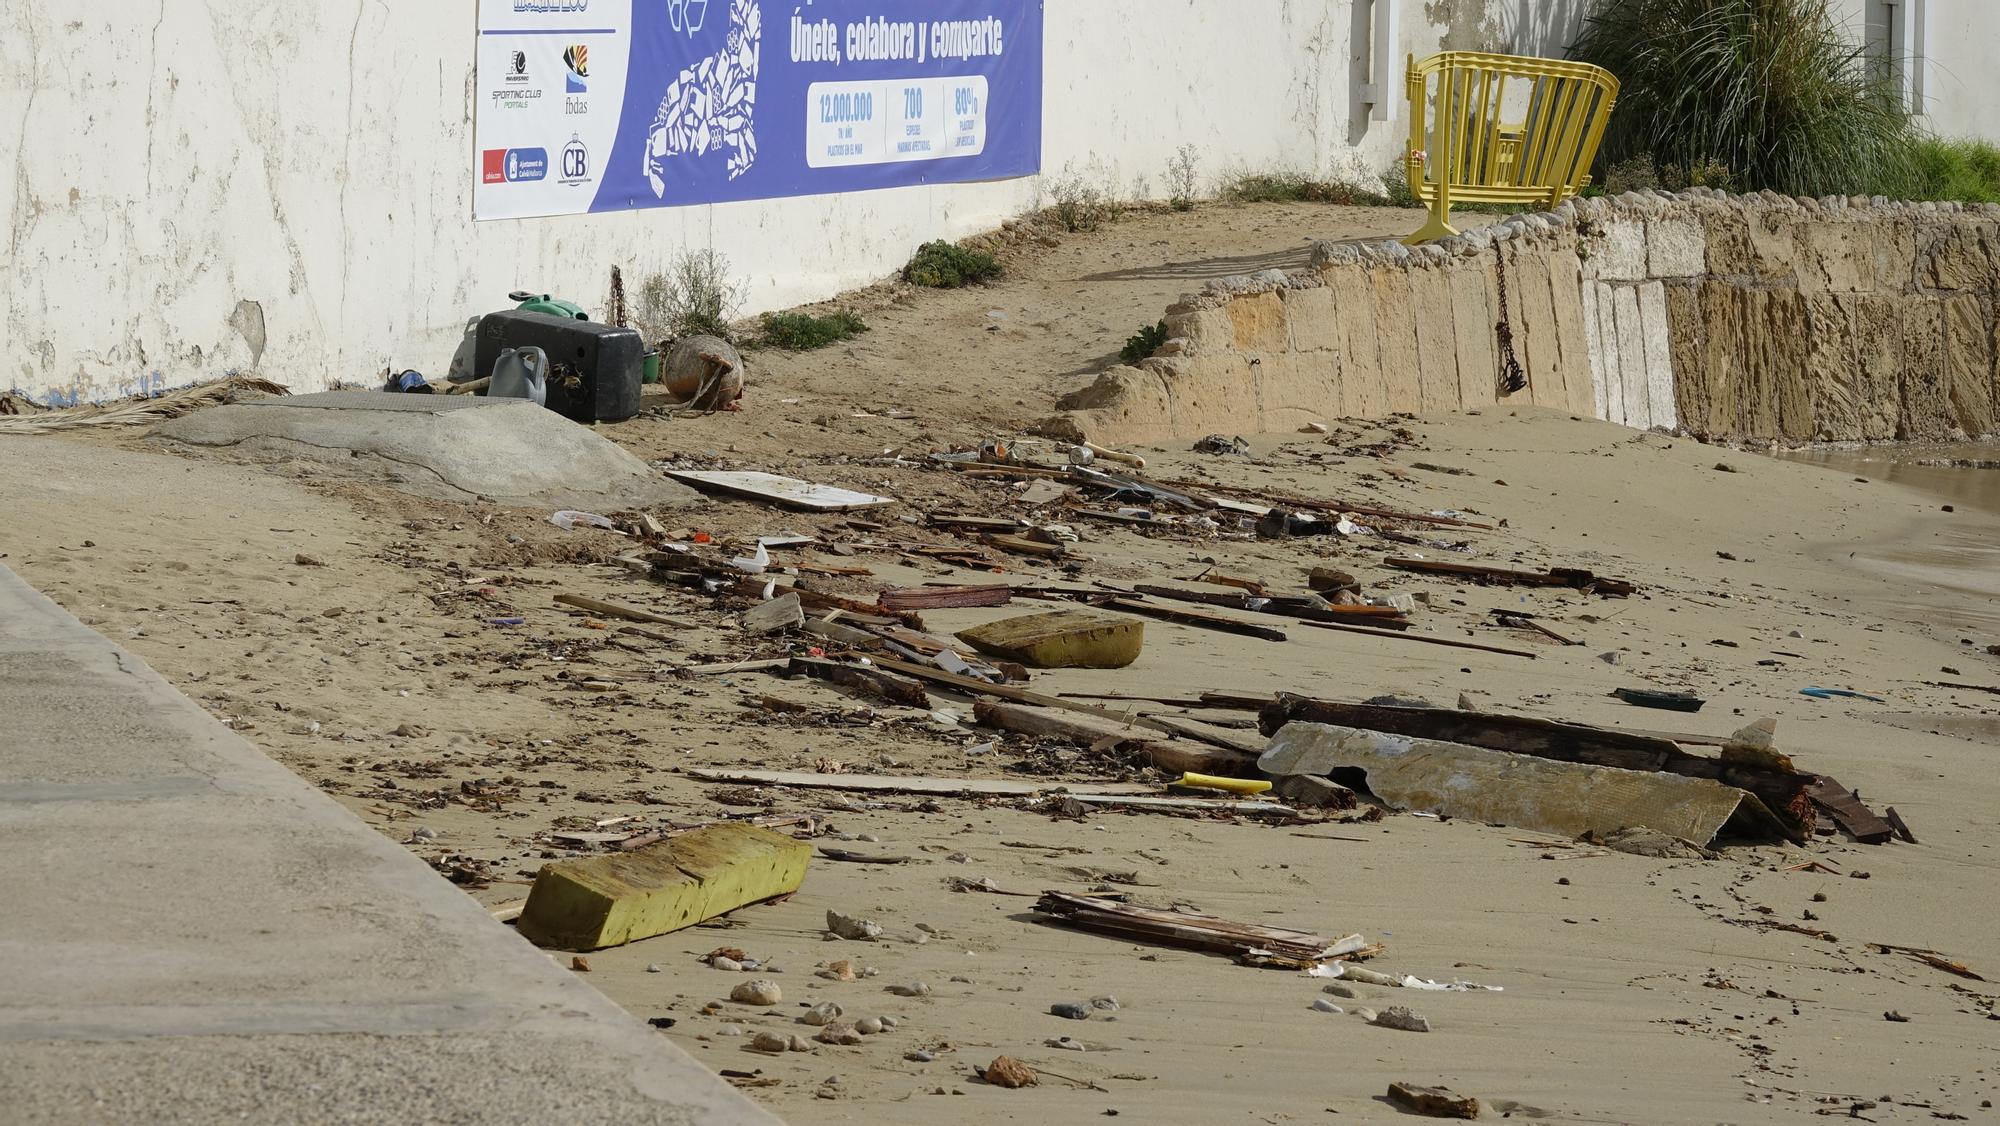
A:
879 584 1013 610
1033 891 1337 967
1804 779 1894 844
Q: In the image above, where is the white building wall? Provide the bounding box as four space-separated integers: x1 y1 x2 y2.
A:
1 0 1597 406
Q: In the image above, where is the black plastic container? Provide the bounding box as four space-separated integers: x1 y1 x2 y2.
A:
473 310 643 423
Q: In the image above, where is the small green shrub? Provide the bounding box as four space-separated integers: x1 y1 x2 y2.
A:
1909 137 2000 204
1221 170 1389 206
1166 144 1201 211
639 248 745 342
1050 171 1115 232
759 309 868 351
903 240 1002 288
1119 321 1170 365
1381 158 1419 208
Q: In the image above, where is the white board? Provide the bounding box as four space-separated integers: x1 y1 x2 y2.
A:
665 470 897 511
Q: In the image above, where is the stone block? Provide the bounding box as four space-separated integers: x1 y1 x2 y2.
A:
1917 221 1999 292
1664 283 1707 430
1163 306 1234 355
1370 269 1423 413
1796 220 1871 293
1612 285 1650 428
1898 300 1949 440
1407 267 1460 413
1704 209 1755 277
517 824 812 951
1942 294 1995 437
1545 248 1597 415
1869 216 1918 294
1502 247 1563 410
1448 261 1499 411
1802 296 1863 442
1636 282 1678 431
1282 285 1342 352
1697 283 1745 438
956 610 1144 669
1329 269 1386 417
1744 210 1799 283
1587 220 1648 282
1645 216 1706 278
1850 296 1906 442
1226 291 1289 352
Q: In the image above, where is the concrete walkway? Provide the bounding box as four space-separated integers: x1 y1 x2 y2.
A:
0 564 776 1124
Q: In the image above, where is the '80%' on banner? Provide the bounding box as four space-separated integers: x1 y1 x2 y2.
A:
474 0 1044 220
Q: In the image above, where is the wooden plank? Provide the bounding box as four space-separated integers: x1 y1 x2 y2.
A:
1098 597 1289 642
1804 779 1894 844
1296 618 1538 659
665 469 896 511
1033 891 1337 966
553 594 694 628
1386 556 1636 597
1065 794 1297 816
1131 584 1409 628
787 656 930 707
687 768 1155 797
863 654 1180 735
879 584 1013 610
972 700 1258 775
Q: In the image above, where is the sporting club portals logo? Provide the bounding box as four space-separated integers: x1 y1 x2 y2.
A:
563 44 588 92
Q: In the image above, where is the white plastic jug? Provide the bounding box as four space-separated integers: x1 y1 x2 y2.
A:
489 346 549 407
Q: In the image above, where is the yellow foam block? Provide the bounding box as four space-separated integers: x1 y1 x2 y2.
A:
516 823 810 951
954 609 1143 669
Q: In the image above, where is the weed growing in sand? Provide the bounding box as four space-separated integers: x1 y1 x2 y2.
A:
1119 320 1170 365
1049 169 1116 232
1166 145 1201 211
758 309 868 351
1221 169 1389 206
640 249 745 342
904 241 1002 288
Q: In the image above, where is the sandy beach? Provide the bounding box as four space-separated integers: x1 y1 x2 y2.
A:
4 201 1997 1124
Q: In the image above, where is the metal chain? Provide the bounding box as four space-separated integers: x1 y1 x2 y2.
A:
1494 246 1527 396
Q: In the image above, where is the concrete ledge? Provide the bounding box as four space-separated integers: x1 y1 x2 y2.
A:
1042 191 2000 446
153 390 696 509
0 565 774 1125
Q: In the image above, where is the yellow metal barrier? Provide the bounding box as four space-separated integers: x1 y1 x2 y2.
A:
1403 51 1618 245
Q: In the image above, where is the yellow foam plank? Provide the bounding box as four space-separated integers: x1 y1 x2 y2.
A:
516 823 810 951
954 609 1143 669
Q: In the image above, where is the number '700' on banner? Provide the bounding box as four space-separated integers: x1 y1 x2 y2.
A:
473 0 1042 220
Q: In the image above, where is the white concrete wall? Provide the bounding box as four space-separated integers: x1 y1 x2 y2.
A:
2 0 1586 406
1835 0 2000 141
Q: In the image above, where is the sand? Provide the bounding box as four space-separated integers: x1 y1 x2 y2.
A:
3 200 1998 1124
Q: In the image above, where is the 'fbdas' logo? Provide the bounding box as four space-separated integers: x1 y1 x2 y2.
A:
563 45 588 92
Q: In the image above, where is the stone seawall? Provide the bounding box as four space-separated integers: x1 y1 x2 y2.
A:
1040 191 2000 446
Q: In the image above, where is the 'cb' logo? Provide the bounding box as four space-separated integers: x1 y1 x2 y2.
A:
561 135 590 183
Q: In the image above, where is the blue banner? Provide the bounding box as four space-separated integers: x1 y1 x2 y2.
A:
475 0 1043 220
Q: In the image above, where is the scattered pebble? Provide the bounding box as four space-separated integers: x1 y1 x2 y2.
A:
906 1050 936 1063
646 963 663 974
1046 1036 1088 1050
1372 1006 1432 1032
1322 984 1358 999
1353 1006 1378 1022
751 1032 791 1053
816 1022 864 1045
1312 998 1345 1013
1884 1010 1910 1023
710 956 744 973
880 1015 899 1029
817 960 859 982
1090 995 1120 1011
730 979 782 1006
1050 1002 1091 1020
569 956 590 972
715 1024 744 1037
827 910 883 941
855 1016 885 1035
799 1002 844 1026
886 981 931 997
984 1055 1038 1089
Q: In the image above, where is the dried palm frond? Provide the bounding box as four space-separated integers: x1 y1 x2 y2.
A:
0 377 289 433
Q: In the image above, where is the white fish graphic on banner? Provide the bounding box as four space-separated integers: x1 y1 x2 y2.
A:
645 0 761 196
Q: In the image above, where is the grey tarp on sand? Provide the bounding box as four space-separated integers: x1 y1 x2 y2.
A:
1259 722 1781 845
